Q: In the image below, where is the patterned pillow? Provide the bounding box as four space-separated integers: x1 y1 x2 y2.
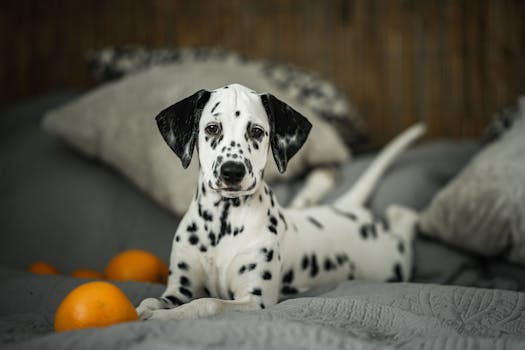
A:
419 96 525 265
44 54 354 216
86 46 367 150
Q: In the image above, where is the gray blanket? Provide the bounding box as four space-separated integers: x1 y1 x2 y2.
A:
1 268 524 349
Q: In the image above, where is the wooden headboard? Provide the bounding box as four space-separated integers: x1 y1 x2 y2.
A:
2 0 524 146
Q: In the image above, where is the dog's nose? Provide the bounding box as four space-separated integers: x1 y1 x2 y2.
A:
220 161 246 184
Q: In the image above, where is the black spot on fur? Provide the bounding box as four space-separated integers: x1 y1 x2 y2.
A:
200 245 207 252
198 204 213 221
180 276 190 287
324 258 336 271
235 110 240 117
179 286 193 299
360 225 369 239
204 287 211 296
262 271 272 280
301 255 309 270
310 254 319 277
244 158 253 175
228 289 234 300
307 216 324 229
239 265 246 274
248 263 257 271
168 269 172 276
282 269 294 284
387 263 404 282
178 262 189 270
175 236 180 242
264 249 274 262
268 189 275 207
260 303 265 309
208 232 216 246
281 286 299 295
211 102 220 113
189 235 199 245
278 211 288 230
269 216 278 226
218 201 232 243
331 206 357 221
165 295 183 306
187 222 198 232
268 225 277 234
398 242 405 254
336 254 348 266
251 288 262 296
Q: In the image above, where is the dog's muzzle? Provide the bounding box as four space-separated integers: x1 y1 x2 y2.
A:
220 161 246 186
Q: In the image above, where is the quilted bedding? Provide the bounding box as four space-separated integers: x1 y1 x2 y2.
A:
2 269 524 350
1 92 525 349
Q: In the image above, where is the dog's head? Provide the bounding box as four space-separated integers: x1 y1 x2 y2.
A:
156 84 312 198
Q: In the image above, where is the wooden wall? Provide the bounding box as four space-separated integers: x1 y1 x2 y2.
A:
1 0 524 146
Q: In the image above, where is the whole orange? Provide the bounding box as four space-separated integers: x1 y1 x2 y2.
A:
104 249 168 284
54 281 138 332
71 269 104 279
28 261 60 275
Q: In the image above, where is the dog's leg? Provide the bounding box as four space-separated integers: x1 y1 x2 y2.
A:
289 167 337 208
385 204 419 281
144 246 281 320
137 250 207 320
145 296 265 321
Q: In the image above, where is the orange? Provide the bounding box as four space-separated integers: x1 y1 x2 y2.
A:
28 261 60 275
71 269 104 279
104 249 168 284
54 281 138 332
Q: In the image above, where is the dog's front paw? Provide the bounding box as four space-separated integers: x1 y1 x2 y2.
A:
136 297 165 321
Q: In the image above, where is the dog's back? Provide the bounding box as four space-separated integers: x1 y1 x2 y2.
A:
280 124 425 293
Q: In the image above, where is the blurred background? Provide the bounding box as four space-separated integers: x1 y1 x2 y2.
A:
1 0 524 146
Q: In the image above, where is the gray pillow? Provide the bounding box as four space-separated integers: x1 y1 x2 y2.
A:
420 96 525 264
86 46 367 150
43 53 353 216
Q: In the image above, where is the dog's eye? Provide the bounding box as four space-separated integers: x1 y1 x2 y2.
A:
205 123 221 136
250 126 264 140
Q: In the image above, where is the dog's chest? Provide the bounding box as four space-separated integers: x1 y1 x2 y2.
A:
191 196 280 295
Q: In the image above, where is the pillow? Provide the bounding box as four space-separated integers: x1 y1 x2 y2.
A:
86 46 367 149
419 96 525 265
43 51 357 216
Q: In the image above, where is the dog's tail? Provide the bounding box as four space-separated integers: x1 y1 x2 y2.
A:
335 123 426 208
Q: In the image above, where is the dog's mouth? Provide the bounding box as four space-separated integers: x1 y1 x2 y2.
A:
210 179 257 198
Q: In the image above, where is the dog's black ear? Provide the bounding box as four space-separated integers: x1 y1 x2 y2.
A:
260 94 312 173
156 89 211 168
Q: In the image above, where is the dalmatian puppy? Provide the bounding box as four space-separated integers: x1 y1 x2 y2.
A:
137 83 424 320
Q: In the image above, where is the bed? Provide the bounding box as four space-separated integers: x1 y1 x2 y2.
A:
1 48 525 349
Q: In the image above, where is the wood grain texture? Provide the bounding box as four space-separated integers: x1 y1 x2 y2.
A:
1 0 524 146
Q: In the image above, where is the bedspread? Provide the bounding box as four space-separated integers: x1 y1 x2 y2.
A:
1 268 524 349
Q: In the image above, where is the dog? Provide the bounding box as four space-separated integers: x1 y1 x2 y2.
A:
137 84 424 320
